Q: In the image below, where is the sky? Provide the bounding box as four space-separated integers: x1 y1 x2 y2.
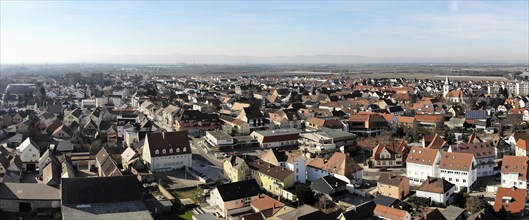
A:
1 1 528 64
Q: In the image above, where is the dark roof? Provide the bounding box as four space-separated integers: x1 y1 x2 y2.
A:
373 195 399 207
466 208 499 220
310 175 347 195
341 201 376 220
417 177 455 194
61 176 142 204
378 174 408 187
146 131 191 157
215 179 261 201
425 209 447 220
243 107 264 118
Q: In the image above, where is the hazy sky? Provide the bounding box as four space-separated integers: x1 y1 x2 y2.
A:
1 1 528 63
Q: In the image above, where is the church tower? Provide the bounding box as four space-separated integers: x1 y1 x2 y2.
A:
443 76 449 98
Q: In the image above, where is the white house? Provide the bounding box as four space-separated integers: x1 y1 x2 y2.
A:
406 147 441 186
205 131 234 150
448 142 495 177
284 153 306 183
500 156 528 189
438 152 477 192
142 131 192 172
416 177 456 205
259 149 307 183
307 152 363 185
16 137 40 171
250 129 300 149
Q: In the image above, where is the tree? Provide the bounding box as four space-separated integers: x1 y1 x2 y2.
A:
453 192 467 208
465 195 488 213
292 185 317 205
496 206 507 219
408 195 430 208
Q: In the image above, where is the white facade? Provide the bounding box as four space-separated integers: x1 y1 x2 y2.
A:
439 164 477 192
501 173 528 189
416 187 455 205
407 163 439 186
16 138 39 163
142 136 192 172
284 157 306 183
306 166 363 185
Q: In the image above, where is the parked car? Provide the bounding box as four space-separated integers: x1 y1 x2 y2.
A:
379 167 388 171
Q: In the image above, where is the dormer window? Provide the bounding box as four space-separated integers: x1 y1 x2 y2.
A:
155 150 159 155
162 149 166 154
169 148 173 154
183 147 187 152
176 148 180 153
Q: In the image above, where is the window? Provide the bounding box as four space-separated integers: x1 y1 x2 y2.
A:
176 148 180 153
183 147 187 152
169 148 173 154
162 149 166 154
155 150 159 155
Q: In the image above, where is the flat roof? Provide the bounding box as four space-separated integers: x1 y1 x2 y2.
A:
0 183 60 200
207 131 233 140
251 128 300 136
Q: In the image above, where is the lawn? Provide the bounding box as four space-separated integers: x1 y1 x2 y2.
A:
177 210 194 220
171 187 206 204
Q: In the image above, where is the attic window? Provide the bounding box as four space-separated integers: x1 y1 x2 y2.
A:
169 148 173 154
183 147 187 152
155 150 159 155
176 148 180 153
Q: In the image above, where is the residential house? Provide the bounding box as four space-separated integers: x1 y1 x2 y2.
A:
250 194 292 219
305 117 344 131
415 115 445 129
423 133 447 149
141 131 192 172
259 149 306 183
95 148 122 177
338 201 376 220
237 107 268 131
500 156 528 189
373 204 411 220
208 179 261 218
205 131 234 150
493 187 526 218
221 118 250 136
16 137 40 171
307 152 363 185
438 152 477 192
465 110 489 129
276 204 334 220
371 140 410 168
269 109 302 129
248 159 295 198
299 127 357 153
515 137 529 157
175 109 221 137
223 155 251 182
415 177 456 205
448 142 495 177
377 174 410 200
406 147 442 186
347 113 387 137
250 129 299 149
311 175 348 202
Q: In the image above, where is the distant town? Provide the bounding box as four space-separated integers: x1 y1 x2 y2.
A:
0 64 528 220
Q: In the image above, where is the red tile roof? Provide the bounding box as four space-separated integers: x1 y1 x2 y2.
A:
493 187 526 215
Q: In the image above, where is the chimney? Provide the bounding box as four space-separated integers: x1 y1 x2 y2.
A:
162 132 165 139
